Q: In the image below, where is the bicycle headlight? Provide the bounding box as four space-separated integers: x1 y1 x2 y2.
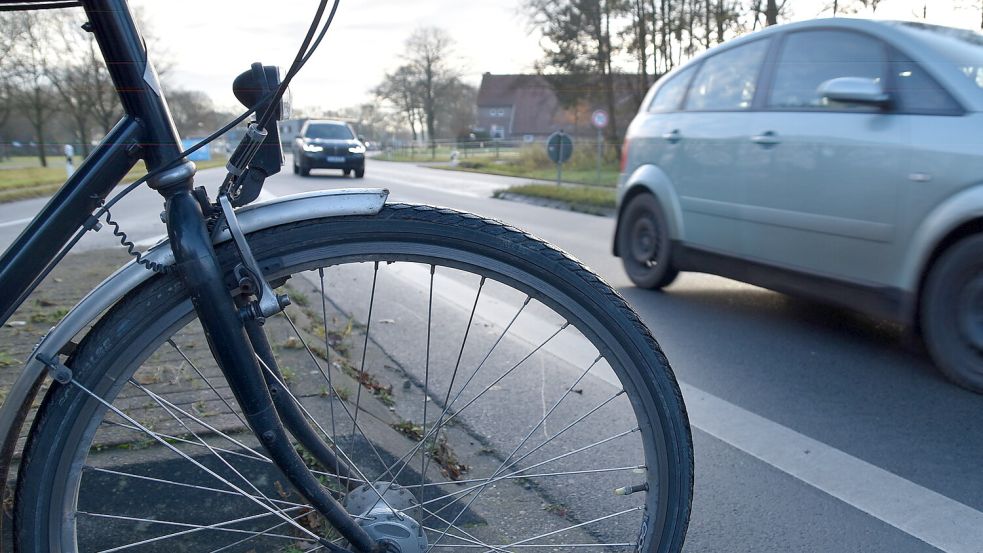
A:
233 64 288 121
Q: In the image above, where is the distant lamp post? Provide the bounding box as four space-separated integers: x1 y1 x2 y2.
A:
591 109 610 185
64 144 75 177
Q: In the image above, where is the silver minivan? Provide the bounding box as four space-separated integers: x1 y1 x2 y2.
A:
615 18 983 392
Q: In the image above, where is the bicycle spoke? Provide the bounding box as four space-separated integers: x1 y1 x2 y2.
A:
350 261 380 453
419 427 640 509
275 313 397 484
418 505 511 553
254 354 408 519
127 380 292 520
165 338 248 428
68 378 321 541
206 511 310 553
380 315 560 485
416 275 485 497
81 508 311 553
125 379 268 462
427 389 626 547
319 267 340 481
419 264 435 521
492 506 643 551
83 466 304 509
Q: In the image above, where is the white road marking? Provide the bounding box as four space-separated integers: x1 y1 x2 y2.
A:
0 217 34 229
682 382 983 553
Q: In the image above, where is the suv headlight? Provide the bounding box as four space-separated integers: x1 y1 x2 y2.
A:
303 143 324 152
348 144 366 154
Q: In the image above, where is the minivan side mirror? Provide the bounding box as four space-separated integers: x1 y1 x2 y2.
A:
818 77 890 107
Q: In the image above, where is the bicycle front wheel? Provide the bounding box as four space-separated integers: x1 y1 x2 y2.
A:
16 204 693 552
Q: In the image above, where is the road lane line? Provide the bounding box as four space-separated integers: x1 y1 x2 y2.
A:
0 217 34 229
681 382 983 553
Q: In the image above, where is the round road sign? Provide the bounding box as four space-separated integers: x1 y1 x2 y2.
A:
591 109 609 129
547 131 574 164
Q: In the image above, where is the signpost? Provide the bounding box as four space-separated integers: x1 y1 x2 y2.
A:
546 130 573 186
591 109 609 185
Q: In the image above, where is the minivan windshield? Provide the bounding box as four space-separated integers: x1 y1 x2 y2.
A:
896 22 983 90
305 123 354 140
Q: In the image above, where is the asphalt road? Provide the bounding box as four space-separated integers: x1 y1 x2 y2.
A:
2 156 982 552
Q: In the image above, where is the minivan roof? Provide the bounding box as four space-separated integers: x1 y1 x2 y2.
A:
660 18 983 112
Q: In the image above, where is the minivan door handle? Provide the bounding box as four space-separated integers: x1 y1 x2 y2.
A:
662 129 682 144
751 131 780 146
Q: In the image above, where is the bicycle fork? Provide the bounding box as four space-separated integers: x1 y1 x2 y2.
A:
162 184 379 553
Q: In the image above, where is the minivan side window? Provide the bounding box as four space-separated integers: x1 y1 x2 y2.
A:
649 65 697 113
768 30 886 110
684 38 770 111
888 56 962 115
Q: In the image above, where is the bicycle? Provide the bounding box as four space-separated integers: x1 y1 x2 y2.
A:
0 1 693 551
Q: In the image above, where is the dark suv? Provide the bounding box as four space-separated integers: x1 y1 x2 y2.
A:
292 120 365 178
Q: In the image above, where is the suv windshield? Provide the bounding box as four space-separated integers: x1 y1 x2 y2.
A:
305 123 354 140
896 22 983 90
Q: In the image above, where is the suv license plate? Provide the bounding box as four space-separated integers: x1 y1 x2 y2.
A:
327 156 345 163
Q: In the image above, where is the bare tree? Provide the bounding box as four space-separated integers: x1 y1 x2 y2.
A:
374 65 423 142
765 0 779 25
403 27 460 157
4 11 60 167
0 13 20 161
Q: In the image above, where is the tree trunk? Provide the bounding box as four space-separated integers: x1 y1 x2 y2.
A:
32 87 47 168
704 0 711 49
716 0 726 43
602 2 621 158
636 0 650 89
765 0 778 25
833 0 838 15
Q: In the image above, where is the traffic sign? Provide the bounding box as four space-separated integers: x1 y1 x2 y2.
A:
591 109 609 130
546 131 573 164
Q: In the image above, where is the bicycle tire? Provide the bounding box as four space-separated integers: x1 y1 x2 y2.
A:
16 203 693 552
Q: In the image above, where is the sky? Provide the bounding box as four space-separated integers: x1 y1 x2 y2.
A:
130 0 983 113
130 0 542 113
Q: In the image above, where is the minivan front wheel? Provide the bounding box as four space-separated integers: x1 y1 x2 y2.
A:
921 234 983 392
618 193 678 289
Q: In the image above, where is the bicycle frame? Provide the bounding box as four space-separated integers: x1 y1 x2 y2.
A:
0 1 382 550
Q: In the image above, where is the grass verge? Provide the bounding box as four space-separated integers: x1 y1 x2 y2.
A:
437 162 620 187
494 183 616 215
0 157 228 204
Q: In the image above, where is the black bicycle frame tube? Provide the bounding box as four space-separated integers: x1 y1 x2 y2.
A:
0 117 140 324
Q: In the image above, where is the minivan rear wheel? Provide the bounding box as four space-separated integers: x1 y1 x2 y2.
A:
921 234 983 393
618 193 678 289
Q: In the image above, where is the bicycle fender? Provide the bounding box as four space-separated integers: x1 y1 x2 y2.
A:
0 187 388 511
